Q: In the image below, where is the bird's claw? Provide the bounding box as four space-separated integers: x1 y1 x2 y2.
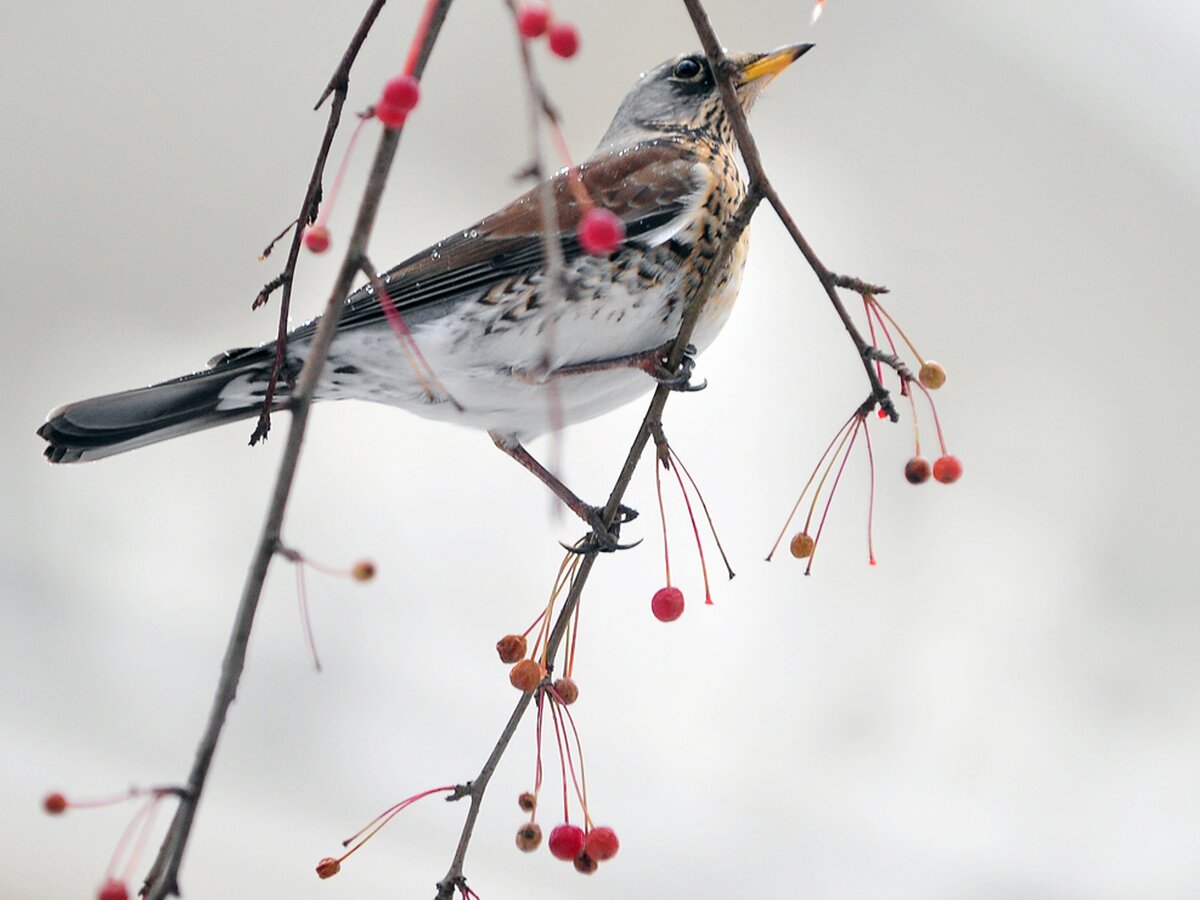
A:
652 344 706 392
562 504 640 554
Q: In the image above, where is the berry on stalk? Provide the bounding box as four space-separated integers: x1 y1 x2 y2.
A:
547 22 580 58
315 857 341 879
43 792 67 814
518 791 537 812
584 825 620 860
918 361 947 389
933 455 962 484
509 658 543 692
789 532 814 559
98 881 128 900
517 3 551 38
303 225 330 254
904 457 931 485
548 823 586 860
552 677 579 705
516 823 543 852
496 633 527 664
573 852 598 874
651 586 684 622
577 208 624 255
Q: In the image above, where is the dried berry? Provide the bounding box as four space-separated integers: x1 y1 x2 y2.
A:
918 361 947 390
515 822 542 852
789 532 815 559
315 857 341 879
518 791 537 813
43 792 67 814
496 634 527 664
552 677 579 705
904 457 931 484
509 658 543 692
573 851 598 874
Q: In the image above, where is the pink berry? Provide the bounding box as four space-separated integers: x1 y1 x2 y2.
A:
548 823 586 860
651 586 684 622
303 225 330 254
547 21 580 59
374 102 408 129
98 881 128 900
584 825 620 861
517 3 551 38
577 208 625 255
381 75 420 112
933 455 962 484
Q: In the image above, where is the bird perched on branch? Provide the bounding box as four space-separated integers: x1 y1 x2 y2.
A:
38 44 810 540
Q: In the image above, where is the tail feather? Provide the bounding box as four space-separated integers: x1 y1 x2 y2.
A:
38 351 279 463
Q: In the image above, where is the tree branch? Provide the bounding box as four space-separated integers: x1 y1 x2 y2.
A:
139 3 455 897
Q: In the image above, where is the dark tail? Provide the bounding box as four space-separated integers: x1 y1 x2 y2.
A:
38 347 281 463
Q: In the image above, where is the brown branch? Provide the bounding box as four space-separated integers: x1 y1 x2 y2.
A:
680 0 896 420
138 3 456 897
248 0 387 446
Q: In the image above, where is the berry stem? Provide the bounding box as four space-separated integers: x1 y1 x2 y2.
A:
766 412 856 560
866 293 925 367
314 114 371 229
548 692 570 822
907 381 922 456
338 786 456 861
912 379 949 455
655 455 672 586
294 564 322 672
806 417 863 575
402 0 441 77
864 295 883 384
554 694 592 829
669 447 735 579
669 453 713 604
862 417 877 567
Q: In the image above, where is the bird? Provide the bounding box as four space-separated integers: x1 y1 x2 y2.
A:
38 43 810 539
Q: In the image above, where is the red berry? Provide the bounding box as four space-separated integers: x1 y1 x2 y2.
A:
516 822 542 852
573 851 598 874
509 658 543 692
496 633 527 664
548 823 586 860
577 208 625 256
651 586 684 622
381 75 420 112
315 857 341 879
876 407 888 419
43 792 67 814
904 456 931 484
517 3 551 38
933 455 962 484
303 225 330 254
584 825 620 861
374 102 408 129
552 677 579 705
547 21 580 59
97 880 128 900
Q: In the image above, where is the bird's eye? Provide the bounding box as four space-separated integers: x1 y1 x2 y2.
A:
672 58 703 80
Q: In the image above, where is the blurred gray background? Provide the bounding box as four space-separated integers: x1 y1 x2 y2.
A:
3 1 1197 897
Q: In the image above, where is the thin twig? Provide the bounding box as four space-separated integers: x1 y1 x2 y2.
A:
249 0 388 445
139 3 455 896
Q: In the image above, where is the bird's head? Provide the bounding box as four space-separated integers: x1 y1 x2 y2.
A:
597 43 812 150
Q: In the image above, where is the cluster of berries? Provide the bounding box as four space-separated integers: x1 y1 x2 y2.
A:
515 3 579 59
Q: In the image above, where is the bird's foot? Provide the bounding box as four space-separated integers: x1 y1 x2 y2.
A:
564 504 641 554
649 343 707 392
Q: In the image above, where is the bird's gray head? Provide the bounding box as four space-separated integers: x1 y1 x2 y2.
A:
597 44 812 151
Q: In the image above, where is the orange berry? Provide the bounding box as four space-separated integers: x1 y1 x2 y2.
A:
515 822 542 852
933 455 962 484
350 559 376 582
496 634 527 664
552 677 579 705
904 457 931 484
509 658 543 692
918 361 946 389
789 532 814 559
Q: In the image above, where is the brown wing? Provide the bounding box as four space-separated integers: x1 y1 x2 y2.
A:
293 141 704 337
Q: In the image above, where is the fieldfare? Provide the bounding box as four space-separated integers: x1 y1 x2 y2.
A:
39 44 811 537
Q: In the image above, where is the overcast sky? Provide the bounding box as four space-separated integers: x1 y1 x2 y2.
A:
3 2 1198 898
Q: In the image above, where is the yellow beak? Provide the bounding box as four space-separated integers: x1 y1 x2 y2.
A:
738 43 813 85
